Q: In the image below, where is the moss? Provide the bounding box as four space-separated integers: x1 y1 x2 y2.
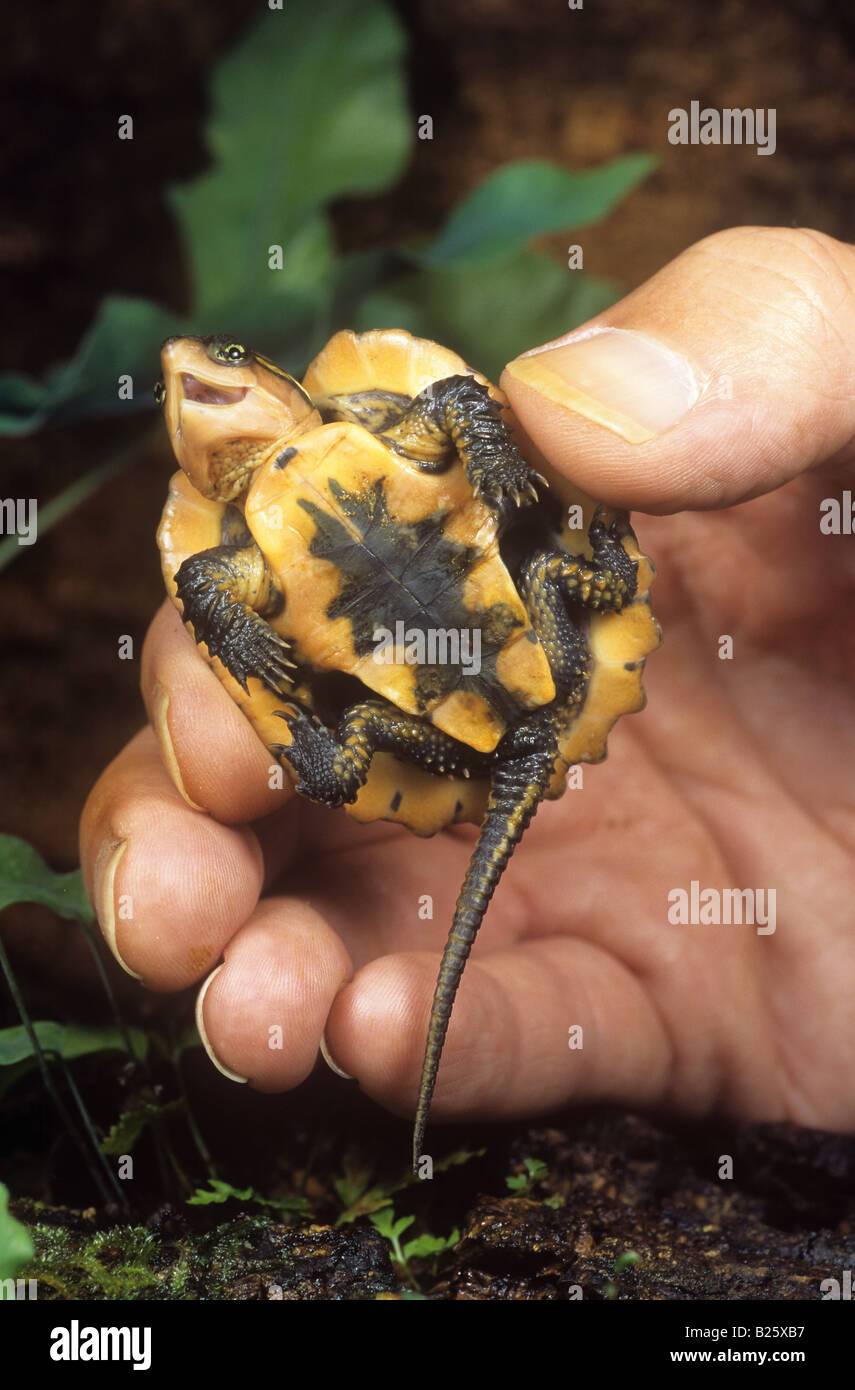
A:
25 1225 168 1300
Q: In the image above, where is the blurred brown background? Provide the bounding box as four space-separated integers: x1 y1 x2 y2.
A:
0 0 852 989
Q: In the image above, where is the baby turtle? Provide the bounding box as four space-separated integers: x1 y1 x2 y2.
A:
156 328 660 1172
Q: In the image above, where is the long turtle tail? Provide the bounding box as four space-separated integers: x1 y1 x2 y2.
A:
412 719 558 1174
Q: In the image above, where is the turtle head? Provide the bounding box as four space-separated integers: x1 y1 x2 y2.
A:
157 335 319 500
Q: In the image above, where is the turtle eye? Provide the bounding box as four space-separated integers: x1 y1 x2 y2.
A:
208 337 250 365
153 380 167 406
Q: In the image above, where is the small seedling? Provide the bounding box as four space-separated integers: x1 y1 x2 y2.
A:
603 1249 641 1299
506 1156 549 1195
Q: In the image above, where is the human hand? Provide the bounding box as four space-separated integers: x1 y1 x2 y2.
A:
80 226 855 1139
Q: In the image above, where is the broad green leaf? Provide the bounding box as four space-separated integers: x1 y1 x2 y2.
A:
0 834 93 920
170 0 410 315
416 155 655 269
190 213 336 366
0 1185 33 1286
0 297 183 435
0 1022 148 1100
357 250 620 382
0 0 409 435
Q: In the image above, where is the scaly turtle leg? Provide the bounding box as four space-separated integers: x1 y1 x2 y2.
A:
272 701 489 806
174 543 296 694
321 374 545 508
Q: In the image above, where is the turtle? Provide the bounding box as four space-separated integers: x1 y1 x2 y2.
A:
155 328 660 1173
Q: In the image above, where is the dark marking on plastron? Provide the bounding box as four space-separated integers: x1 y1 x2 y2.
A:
273 447 298 470
297 478 526 723
389 789 403 812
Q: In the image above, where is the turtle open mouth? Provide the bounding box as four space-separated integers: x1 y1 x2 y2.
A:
181 373 249 407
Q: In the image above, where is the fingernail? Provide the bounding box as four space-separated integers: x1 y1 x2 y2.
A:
94 838 143 980
152 681 206 812
319 1031 354 1081
195 965 249 1084
505 327 699 442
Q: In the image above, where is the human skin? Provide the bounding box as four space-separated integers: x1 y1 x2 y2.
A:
80 226 855 1140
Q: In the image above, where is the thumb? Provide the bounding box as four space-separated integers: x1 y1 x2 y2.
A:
501 226 855 513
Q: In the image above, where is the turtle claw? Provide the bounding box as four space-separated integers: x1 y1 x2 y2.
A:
475 466 542 511
251 625 299 694
272 708 349 807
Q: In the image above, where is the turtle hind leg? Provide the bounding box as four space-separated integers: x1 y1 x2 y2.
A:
271 700 490 808
412 709 558 1175
518 510 639 702
175 543 296 695
380 375 546 509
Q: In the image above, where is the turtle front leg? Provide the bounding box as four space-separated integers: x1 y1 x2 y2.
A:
175 542 296 694
380 374 545 508
272 701 489 807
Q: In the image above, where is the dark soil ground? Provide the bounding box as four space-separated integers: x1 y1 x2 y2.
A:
1 0 854 1299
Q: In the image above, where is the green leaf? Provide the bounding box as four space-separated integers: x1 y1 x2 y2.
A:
0 1021 148 1099
170 0 410 316
416 156 656 269
0 834 93 920
369 1209 414 1243
336 1186 396 1225
0 297 183 435
402 1228 459 1260
506 1156 549 1194
186 1179 308 1214
101 1095 183 1155
0 1022 146 1068
0 1185 33 1287
187 1179 254 1207
357 249 620 382
0 0 410 435
189 214 337 364
614 1250 641 1276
